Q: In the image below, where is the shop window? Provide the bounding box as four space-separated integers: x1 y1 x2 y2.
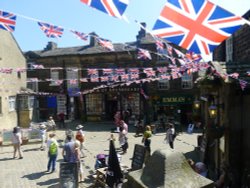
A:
18 96 34 110
8 96 16 112
158 79 170 90
86 94 103 115
181 73 193 89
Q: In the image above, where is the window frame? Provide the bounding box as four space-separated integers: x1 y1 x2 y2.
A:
181 73 193 89
8 96 16 112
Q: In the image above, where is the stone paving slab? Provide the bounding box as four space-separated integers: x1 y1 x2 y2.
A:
0 121 202 188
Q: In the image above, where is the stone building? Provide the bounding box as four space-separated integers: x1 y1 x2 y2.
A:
0 30 32 129
198 10 250 187
25 26 200 127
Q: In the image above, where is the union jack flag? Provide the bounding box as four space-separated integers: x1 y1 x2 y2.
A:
80 0 129 18
96 37 114 51
87 69 98 75
157 67 168 73
137 48 152 60
128 68 139 74
152 0 245 55
229 73 239 79
0 11 16 32
185 51 202 62
154 37 165 52
115 68 125 75
100 76 109 82
102 68 113 75
38 22 64 38
71 30 88 41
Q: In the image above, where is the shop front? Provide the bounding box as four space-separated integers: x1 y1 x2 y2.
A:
84 87 140 122
154 95 195 127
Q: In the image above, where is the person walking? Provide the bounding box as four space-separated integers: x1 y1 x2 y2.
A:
39 123 47 151
58 112 65 129
134 118 144 136
165 124 175 149
142 125 152 164
118 126 128 154
142 125 152 154
120 120 128 133
62 134 76 162
47 116 56 132
46 133 58 173
75 124 85 158
114 111 121 132
11 127 23 159
75 140 84 183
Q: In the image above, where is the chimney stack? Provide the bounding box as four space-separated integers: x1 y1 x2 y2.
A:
44 42 57 51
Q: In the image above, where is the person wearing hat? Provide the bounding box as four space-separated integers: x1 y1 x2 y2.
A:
39 123 47 151
75 125 85 158
47 116 56 132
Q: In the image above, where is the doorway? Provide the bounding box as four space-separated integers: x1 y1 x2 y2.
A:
106 100 118 120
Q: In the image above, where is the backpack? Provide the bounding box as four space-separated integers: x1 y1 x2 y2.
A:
76 132 84 143
49 142 57 155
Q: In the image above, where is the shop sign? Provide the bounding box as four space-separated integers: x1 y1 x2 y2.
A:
161 95 193 105
97 87 140 92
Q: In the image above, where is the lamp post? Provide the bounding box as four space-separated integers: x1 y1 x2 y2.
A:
193 100 201 110
208 105 217 119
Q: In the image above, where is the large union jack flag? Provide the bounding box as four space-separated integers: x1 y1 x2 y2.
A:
80 0 129 18
0 11 16 32
38 22 64 38
152 0 245 55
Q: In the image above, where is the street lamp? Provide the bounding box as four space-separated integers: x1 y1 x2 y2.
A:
193 100 201 109
208 105 217 118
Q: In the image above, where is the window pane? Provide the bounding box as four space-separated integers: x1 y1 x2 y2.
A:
86 94 103 114
8 96 16 111
158 79 170 90
181 73 193 89
50 70 59 86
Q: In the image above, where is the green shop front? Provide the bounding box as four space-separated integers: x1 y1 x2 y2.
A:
154 95 195 126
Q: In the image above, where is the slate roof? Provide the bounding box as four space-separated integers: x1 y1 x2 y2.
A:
28 42 138 58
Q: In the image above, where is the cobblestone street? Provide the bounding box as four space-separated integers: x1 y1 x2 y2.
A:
0 121 201 188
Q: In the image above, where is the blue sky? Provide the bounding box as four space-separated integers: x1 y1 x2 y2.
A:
0 0 249 57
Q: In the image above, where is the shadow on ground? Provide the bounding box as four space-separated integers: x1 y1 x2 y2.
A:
36 178 59 187
22 171 47 180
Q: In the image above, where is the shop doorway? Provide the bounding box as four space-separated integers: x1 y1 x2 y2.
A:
106 100 118 120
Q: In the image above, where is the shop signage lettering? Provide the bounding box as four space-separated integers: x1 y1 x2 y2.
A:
163 97 185 103
97 87 139 92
